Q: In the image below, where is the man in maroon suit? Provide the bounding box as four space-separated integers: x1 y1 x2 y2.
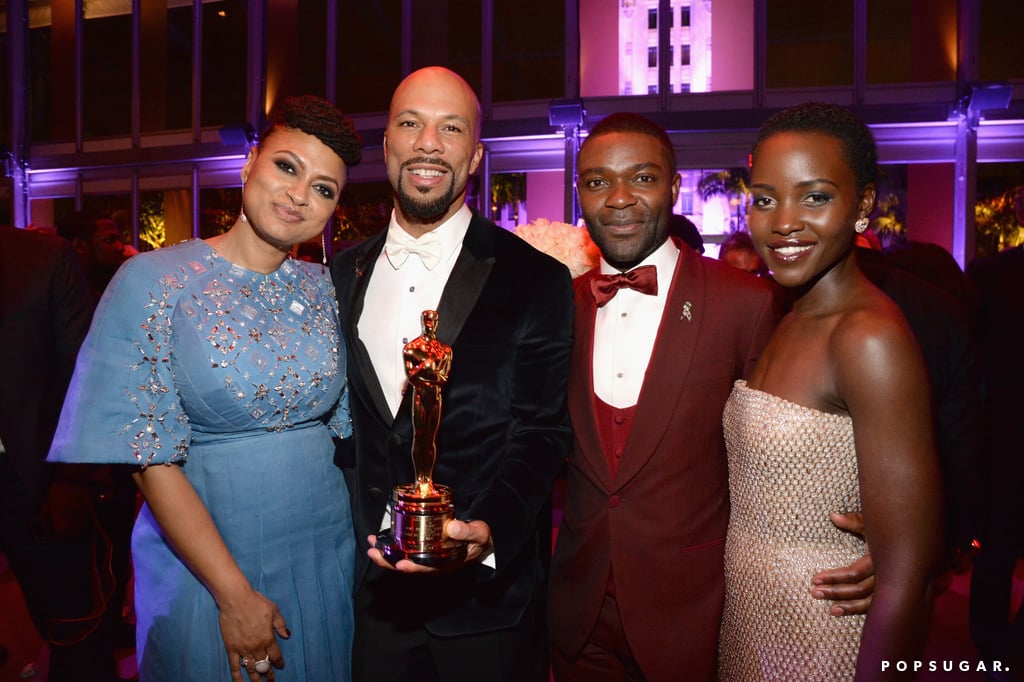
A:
548 113 872 681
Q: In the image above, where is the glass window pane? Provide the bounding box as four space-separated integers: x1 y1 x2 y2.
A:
83 9 131 137
611 1 712 97
866 0 911 84
199 187 242 240
81 194 134 248
141 4 194 133
767 0 853 87
29 23 58 142
979 0 1024 80
336 1 402 114
125 189 194 250
201 1 246 128
867 0 955 84
488 173 525 229
695 167 750 237
871 164 908 249
975 162 1024 257
493 0 565 101
448 0 482 96
333 181 393 249
296 1 328 99
49 197 77 232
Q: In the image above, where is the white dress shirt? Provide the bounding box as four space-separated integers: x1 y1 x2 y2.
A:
593 238 680 408
358 205 471 418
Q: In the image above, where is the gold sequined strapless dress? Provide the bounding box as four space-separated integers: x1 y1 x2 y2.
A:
718 380 866 681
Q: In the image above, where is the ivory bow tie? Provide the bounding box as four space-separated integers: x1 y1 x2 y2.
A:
385 230 443 270
590 265 658 307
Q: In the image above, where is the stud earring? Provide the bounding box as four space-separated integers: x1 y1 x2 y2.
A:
855 218 869 234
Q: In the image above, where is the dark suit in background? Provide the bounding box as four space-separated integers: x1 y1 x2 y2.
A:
966 244 1024 675
332 211 573 681
857 247 981 559
0 225 120 682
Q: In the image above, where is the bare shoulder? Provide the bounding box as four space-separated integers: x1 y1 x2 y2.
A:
829 289 926 398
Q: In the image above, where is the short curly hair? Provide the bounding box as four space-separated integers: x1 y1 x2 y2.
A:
260 94 362 167
583 112 677 170
753 102 877 193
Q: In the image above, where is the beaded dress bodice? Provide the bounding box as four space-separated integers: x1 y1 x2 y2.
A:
719 380 866 681
51 238 350 468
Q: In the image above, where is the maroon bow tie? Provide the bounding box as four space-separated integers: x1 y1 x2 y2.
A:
590 265 658 307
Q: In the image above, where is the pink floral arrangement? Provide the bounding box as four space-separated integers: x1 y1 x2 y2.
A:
513 218 601 279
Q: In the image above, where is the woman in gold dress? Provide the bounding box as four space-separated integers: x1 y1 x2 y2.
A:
718 102 942 681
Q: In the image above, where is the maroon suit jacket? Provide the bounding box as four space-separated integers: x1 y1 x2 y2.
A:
548 243 780 681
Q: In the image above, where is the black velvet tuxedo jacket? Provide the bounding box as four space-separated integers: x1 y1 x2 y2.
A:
0 226 95 511
331 210 573 637
548 243 781 681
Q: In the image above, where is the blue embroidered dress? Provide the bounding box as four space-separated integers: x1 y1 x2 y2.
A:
49 239 354 681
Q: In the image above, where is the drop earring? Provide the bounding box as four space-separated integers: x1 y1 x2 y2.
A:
240 181 247 222
321 231 328 265
855 217 869 233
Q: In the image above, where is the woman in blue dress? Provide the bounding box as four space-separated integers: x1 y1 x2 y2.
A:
49 95 362 682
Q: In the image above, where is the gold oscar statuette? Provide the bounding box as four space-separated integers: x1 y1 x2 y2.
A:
377 310 467 568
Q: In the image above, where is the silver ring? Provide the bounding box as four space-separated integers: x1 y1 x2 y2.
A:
254 656 271 674
240 657 250 668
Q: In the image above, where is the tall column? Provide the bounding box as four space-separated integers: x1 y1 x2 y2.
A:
6 0 28 226
952 0 980 267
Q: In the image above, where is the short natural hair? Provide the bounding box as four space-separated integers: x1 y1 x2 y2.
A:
582 112 677 170
753 102 877 193
260 94 362 167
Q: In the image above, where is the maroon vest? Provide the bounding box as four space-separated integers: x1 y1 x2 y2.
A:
593 394 638 595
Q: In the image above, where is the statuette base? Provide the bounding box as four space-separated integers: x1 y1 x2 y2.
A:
377 483 467 570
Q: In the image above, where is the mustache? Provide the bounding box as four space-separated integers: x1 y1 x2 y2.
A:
401 157 454 173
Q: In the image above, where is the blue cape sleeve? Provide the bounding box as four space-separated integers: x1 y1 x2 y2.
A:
49 252 191 467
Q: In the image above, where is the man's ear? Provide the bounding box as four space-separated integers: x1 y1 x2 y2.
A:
468 141 484 176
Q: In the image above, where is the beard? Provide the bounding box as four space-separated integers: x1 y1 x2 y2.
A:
394 158 459 222
585 214 669 271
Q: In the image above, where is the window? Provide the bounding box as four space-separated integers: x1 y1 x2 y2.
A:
767 0 854 87
336 0 403 113
494 0 566 101
648 46 658 68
